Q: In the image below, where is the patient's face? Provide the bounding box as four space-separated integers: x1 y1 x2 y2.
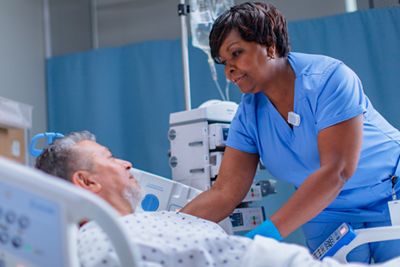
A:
76 140 141 215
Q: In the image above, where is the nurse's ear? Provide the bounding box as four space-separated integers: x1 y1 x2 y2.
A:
71 170 102 193
267 45 277 59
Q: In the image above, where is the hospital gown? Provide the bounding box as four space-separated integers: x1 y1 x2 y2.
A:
77 211 250 267
77 211 400 267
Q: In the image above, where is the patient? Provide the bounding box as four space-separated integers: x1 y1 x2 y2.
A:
36 131 400 267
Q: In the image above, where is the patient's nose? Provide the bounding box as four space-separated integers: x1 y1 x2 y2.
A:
118 159 132 170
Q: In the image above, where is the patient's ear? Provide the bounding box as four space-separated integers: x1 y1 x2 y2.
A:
71 171 102 193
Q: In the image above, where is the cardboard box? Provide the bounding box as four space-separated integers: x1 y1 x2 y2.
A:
0 96 32 165
0 126 26 164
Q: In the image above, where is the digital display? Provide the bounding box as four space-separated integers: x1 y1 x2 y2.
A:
229 213 244 227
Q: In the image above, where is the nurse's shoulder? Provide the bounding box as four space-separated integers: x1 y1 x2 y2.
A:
290 52 360 98
289 52 342 76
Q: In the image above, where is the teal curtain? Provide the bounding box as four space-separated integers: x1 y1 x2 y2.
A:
47 7 400 177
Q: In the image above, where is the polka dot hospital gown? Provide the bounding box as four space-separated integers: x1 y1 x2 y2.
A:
77 211 251 267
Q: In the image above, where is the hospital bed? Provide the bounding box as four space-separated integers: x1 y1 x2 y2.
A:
333 226 400 263
1 157 400 266
0 156 231 267
128 168 400 264
131 167 234 234
0 157 140 267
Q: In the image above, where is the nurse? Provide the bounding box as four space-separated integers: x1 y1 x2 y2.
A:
181 2 400 263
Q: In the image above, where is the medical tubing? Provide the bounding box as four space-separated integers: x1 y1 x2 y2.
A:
213 78 226 101
225 79 230 101
245 218 283 241
207 55 226 101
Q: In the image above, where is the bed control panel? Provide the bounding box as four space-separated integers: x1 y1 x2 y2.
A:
0 181 65 267
312 223 356 260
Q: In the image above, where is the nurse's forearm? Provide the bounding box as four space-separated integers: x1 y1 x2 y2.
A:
180 187 238 222
270 165 347 238
181 147 259 222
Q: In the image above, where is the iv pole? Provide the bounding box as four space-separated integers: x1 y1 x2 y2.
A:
178 0 192 111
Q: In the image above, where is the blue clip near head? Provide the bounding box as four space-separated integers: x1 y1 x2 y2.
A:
29 132 65 157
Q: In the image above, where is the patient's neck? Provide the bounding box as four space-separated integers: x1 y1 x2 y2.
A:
113 201 134 216
79 219 89 227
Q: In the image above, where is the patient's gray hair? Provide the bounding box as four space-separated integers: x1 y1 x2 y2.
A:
35 131 96 181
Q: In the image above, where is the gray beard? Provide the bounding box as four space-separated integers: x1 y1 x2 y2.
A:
122 185 143 213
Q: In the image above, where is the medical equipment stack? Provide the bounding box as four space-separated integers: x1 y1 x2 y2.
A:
168 100 276 233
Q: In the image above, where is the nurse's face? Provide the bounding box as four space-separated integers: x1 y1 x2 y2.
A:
218 30 275 94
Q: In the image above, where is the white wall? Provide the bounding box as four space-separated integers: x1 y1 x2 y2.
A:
49 0 93 56
96 0 347 49
0 0 47 138
97 0 180 48
49 0 349 55
49 0 399 56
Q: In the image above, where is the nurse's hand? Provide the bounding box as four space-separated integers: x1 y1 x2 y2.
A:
245 218 283 241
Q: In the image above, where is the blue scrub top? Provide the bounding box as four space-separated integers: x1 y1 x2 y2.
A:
227 52 400 220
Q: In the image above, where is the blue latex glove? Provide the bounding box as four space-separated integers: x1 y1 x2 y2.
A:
245 218 283 241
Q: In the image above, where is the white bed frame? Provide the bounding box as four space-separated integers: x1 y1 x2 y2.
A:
0 157 140 267
131 167 233 234
333 225 400 263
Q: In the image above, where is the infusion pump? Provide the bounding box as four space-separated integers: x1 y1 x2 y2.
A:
168 100 276 233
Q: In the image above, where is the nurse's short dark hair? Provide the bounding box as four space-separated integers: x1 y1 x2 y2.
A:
35 131 96 181
210 2 290 63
